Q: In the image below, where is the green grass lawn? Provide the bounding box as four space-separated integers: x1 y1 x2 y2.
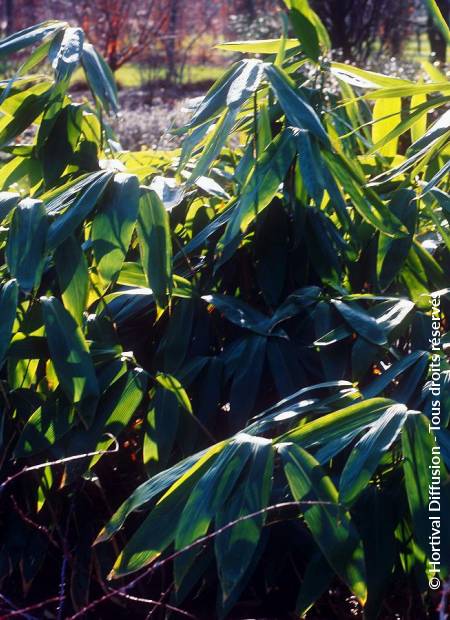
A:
403 32 433 61
74 34 435 92
72 63 225 89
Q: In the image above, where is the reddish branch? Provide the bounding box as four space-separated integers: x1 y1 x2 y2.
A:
68 499 332 619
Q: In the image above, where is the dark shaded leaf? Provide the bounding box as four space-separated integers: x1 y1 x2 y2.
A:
6 198 48 293
137 189 172 310
40 296 99 408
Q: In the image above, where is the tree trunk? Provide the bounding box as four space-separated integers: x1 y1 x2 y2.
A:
165 0 179 81
5 0 14 35
427 0 449 63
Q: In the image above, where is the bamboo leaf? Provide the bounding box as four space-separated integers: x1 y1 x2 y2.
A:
372 98 401 157
47 171 113 251
81 42 118 113
280 443 367 604
0 279 18 369
339 404 408 505
91 173 140 283
0 21 64 58
49 27 84 82
137 189 172 310
40 296 99 407
265 64 330 146
55 235 88 324
6 198 48 293
216 39 299 54
215 437 273 604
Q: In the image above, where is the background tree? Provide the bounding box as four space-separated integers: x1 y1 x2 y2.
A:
312 0 415 60
60 0 165 71
1 0 229 75
3 0 14 35
426 0 449 62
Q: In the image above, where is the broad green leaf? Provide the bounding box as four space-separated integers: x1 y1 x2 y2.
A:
363 351 429 399
150 175 184 209
225 59 264 109
0 21 64 57
39 103 81 186
331 62 412 89
331 300 387 345
202 294 268 334
296 129 325 205
423 0 450 43
265 64 330 146
218 129 296 263
316 298 414 349
144 381 181 471
296 552 334 616
175 434 257 550
188 108 237 183
402 413 450 570
377 189 417 291
96 443 225 544
279 398 396 446
40 296 99 407
91 173 139 283
324 151 408 237
155 373 192 414
55 235 88 324
421 60 447 82
110 465 204 578
355 488 398 616
0 191 20 222
6 198 48 293
88 369 147 467
375 298 415 332
280 443 367 603
339 404 408 505
187 59 262 129
173 202 235 262
367 95 448 155
49 27 84 82
245 381 359 437
363 82 450 100
43 170 106 214
372 98 401 157
186 61 243 127
216 39 299 54
215 437 273 604
36 466 53 512
421 160 450 195
284 0 330 48
110 443 225 576
0 279 18 369
81 42 118 113
410 92 428 143
230 335 267 431
137 189 172 310
290 9 320 61
0 83 52 148
47 171 113 251
14 399 75 457
408 108 450 154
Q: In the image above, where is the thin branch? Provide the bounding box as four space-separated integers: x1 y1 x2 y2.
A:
10 495 59 549
113 590 196 619
68 499 333 619
56 497 75 620
0 594 36 620
0 596 61 619
0 437 119 496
